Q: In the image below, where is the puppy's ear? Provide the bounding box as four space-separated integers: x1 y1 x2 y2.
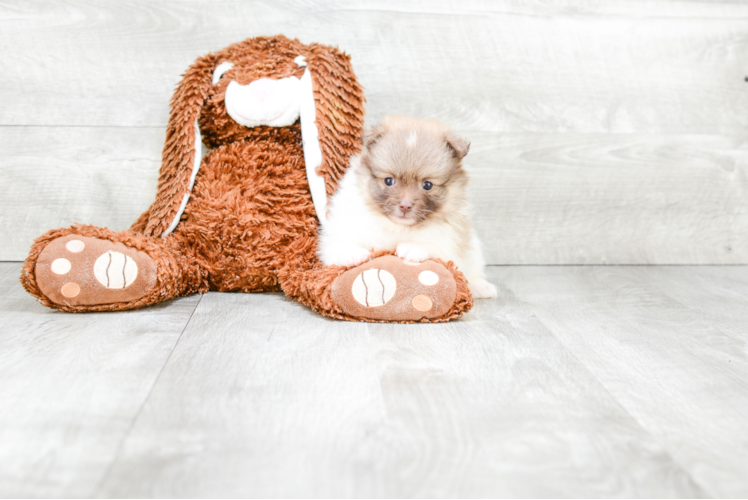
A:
363 125 385 150
445 132 470 160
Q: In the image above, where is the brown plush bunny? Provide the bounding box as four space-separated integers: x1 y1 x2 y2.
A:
20 35 473 323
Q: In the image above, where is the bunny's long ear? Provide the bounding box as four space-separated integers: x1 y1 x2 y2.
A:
138 53 218 237
304 44 366 206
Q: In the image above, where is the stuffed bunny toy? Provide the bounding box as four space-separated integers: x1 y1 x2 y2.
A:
21 35 473 322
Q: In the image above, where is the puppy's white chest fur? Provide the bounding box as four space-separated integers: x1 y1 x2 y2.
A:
321 169 456 258
318 165 496 298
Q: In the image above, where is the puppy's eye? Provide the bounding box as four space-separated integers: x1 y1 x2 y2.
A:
384 177 395 187
422 180 433 191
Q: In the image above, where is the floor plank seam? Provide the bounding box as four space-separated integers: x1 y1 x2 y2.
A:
90 293 204 497
525 307 715 496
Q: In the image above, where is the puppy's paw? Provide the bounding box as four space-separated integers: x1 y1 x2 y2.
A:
330 245 371 268
470 278 498 299
396 242 430 263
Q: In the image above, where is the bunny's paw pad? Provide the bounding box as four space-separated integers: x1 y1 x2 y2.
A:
35 235 157 306
331 255 457 322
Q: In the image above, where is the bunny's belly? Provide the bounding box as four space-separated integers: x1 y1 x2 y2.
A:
172 136 319 292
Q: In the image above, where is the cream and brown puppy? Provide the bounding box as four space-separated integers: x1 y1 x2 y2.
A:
318 115 497 299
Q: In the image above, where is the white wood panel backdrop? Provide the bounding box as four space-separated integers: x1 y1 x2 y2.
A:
1 0 747 263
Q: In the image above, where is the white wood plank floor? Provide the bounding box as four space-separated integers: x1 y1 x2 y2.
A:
2 262 747 498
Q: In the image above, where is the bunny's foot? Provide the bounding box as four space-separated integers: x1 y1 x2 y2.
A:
330 254 472 322
32 234 158 308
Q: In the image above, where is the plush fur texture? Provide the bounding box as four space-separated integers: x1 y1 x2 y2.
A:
20 36 475 322
319 115 497 299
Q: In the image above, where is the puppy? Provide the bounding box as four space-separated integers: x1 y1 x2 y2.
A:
318 115 497 299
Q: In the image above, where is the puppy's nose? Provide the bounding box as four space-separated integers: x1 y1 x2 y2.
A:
399 201 413 214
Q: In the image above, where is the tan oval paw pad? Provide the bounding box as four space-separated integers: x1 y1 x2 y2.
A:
60 282 80 298
412 294 433 311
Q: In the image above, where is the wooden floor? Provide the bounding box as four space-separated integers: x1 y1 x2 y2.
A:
2 262 747 498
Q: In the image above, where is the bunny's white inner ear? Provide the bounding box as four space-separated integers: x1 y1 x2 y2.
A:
299 66 327 226
212 61 234 85
162 119 203 237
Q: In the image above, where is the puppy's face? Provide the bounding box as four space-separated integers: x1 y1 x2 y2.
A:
360 116 470 226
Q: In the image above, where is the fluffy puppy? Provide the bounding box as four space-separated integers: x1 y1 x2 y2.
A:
318 115 497 299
